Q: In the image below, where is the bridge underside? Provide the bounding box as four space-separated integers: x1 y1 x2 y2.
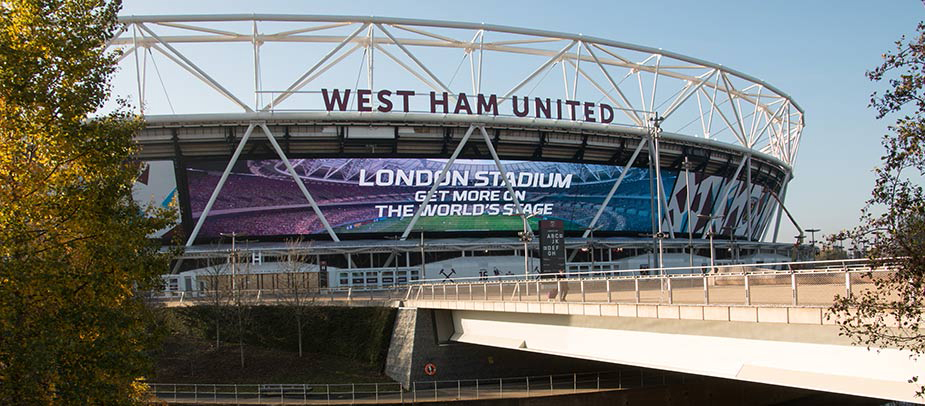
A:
430 307 920 402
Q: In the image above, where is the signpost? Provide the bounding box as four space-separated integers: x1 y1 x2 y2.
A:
539 220 565 276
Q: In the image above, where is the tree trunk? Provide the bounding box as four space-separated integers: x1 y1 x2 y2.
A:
297 315 303 358
238 307 245 368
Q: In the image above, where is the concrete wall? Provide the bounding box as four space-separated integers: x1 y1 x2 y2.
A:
385 307 617 389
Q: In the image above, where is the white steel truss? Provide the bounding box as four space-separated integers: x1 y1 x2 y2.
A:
109 15 804 167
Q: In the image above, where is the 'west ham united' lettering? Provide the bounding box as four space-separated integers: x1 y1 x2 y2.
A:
321 88 617 124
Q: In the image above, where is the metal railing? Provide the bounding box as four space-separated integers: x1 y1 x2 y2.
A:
396 258 897 307
148 370 678 404
151 258 899 308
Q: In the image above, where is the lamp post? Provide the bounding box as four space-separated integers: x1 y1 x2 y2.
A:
806 228 820 259
682 157 695 269
419 231 425 281
219 232 246 294
584 225 602 274
697 214 724 273
518 211 541 279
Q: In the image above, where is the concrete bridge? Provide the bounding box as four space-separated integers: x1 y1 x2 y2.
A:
382 260 920 403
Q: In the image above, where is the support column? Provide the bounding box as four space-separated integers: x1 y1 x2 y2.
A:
186 123 256 246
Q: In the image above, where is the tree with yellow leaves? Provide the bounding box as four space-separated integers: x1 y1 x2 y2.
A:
0 0 174 403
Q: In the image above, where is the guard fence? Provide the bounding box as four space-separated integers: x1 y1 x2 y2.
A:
148 369 679 404
153 258 899 307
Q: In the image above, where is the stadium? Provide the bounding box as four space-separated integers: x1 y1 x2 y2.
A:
113 15 806 290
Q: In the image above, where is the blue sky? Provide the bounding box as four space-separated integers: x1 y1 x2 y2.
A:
119 0 925 244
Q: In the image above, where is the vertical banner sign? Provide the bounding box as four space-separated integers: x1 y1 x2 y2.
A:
539 220 565 275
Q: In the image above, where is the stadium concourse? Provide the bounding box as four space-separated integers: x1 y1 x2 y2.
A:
112 15 806 294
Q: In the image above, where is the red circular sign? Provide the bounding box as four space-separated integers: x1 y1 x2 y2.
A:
423 362 437 376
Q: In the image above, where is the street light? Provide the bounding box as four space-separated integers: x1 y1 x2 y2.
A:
697 214 724 273
219 232 247 296
517 211 542 279
681 157 695 268
805 228 820 259
584 225 602 274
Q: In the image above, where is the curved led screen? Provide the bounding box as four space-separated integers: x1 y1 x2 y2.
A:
181 158 777 239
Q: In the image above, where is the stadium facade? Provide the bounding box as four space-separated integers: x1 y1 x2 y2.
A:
115 15 806 288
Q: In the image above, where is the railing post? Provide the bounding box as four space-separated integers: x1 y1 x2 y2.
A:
347 287 352 301
606 279 612 303
434 381 438 401
469 284 473 300
194 384 198 402
526 376 530 395
703 274 709 304
550 375 553 392
667 276 673 304
845 270 852 299
458 380 461 399
791 272 798 306
327 384 331 403
744 272 751 305
500 378 503 398
174 384 178 402
580 280 586 302
483 283 488 300
536 281 541 301
634 277 640 303
303 384 307 403
475 379 479 399
375 383 379 402
443 284 447 300
413 382 416 403
597 372 600 390
573 373 577 392
455 284 459 300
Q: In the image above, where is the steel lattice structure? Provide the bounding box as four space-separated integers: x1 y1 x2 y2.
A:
111 15 805 248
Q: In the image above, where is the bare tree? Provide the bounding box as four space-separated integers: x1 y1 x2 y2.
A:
279 238 317 358
199 250 232 350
